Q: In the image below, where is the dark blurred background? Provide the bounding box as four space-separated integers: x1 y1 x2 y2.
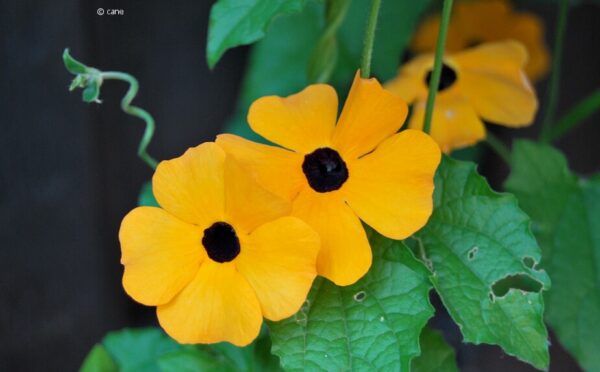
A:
0 0 598 371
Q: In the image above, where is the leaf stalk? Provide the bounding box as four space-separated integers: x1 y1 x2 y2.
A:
422 0 454 135
540 0 569 139
360 0 382 78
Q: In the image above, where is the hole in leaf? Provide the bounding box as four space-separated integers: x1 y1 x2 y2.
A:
522 256 536 269
491 274 543 297
489 292 495 303
467 246 479 260
353 291 367 302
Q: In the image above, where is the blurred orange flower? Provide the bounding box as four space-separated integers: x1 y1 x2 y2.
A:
411 0 549 81
386 41 537 153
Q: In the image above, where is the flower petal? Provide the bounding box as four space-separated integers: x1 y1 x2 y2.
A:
292 190 371 286
119 207 204 306
410 13 465 53
236 217 319 321
384 54 432 104
216 134 305 201
456 41 537 126
409 0 549 82
512 14 549 81
455 40 528 71
333 72 409 159
153 142 225 226
343 130 440 240
247 84 338 153
224 156 291 234
157 261 262 346
454 0 510 42
409 94 486 153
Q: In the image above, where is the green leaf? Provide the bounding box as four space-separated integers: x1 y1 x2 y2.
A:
102 328 182 371
80 344 117 372
63 48 89 74
156 341 279 372
223 1 324 140
138 181 159 207
416 156 551 370
253 331 283 371
505 140 600 371
81 327 282 372
157 348 223 372
82 79 101 103
207 0 307 68
156 335 282 372
63 49 103 103
269 232 434 371
411 328 458 372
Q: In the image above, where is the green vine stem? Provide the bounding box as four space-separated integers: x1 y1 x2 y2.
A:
63 49 158 170
360 0 382 78
540 0 569 139
485 132 512 165
308 0 351 83
542 88 600 143
423 0 454 135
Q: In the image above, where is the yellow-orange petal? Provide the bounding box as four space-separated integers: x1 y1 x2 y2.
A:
455 40 528 72
454 0 511 42
119 207 204 306
292 190 371 286
224 156 291 234
247 84 338 153
409 0 549 82
236 217 319 321
384 54 432 104
216 134 305 201
457 42 538 126
157 261 262 346
332 72 409 159
343 130 440 240
410 14 442 53
512 13 550 81
410 13 464 53
409 95 486 153
153 142 225 226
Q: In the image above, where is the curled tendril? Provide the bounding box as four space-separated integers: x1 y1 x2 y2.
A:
63 48 158 169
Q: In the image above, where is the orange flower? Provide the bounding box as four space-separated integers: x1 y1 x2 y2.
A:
217 73 441 286
411 0 549 81
119 143 320 346
386 41 537 153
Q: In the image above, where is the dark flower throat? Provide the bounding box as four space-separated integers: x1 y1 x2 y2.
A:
202 222 240 263
302 147 349 193
425 63 457 92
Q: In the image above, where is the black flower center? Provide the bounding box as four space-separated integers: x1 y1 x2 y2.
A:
202 222 240 263
425 63 457 92
465 38 483 48
302 147 349 193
